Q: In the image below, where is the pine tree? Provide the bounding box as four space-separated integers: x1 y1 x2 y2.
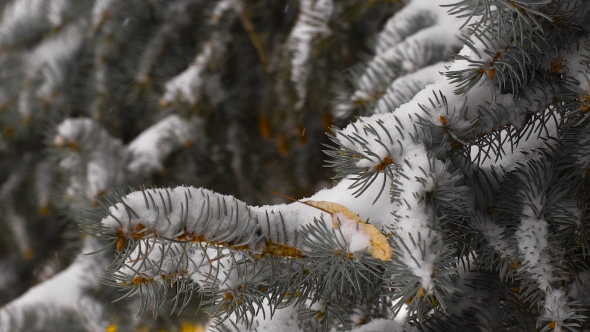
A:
1 0 590 331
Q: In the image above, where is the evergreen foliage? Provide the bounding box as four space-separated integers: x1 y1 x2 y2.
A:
1 0 590 331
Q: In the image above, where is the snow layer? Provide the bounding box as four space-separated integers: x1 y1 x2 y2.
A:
0 0 44 48
92 0 116 28
19 24 83 119
542 289 574 331
54 118 127 200
102 178 392 255
160 40 222 106
211 0 243 22
101 186 259 244
0 239 104 331
372 61 449 114
516 198 553 291
336 0 463 117
126 114 195 175
287 0 334 109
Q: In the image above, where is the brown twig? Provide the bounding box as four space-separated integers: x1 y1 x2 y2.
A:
240 10 268 68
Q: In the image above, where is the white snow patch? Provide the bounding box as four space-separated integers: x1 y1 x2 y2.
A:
286 0 334 109
516 198 553 291
0 239 104 330
127 115 195 175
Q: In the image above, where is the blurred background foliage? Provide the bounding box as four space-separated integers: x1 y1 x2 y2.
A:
0 0 405 330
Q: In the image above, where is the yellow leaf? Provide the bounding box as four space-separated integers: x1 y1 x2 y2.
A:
302 200 392 261
360 221 392 261
270 191 393 261
303 200 364 224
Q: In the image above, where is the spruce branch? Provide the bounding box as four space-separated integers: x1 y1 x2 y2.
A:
87 183 394 328
286 0 335 110
333 0 464 117
0 239 108 331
